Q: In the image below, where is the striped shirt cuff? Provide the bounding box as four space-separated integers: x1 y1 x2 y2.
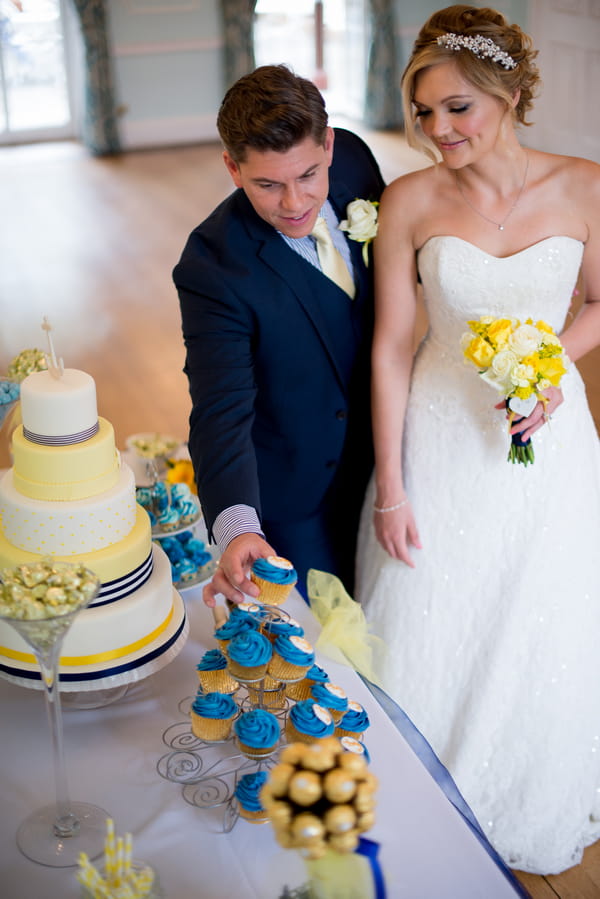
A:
213 504 264 553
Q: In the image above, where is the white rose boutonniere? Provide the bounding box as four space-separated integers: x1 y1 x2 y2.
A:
338 198 379 266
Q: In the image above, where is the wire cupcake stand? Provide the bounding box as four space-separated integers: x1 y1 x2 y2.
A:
157 605 308 833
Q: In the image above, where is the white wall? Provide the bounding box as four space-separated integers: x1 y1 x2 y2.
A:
107 0 223 150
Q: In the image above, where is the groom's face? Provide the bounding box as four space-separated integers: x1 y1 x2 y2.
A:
223 128 334 238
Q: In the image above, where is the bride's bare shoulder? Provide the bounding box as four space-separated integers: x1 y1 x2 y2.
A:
380 165 446 214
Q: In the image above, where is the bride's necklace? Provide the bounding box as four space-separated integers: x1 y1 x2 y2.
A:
454 152 529 231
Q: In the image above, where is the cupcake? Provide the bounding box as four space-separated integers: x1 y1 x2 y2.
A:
234 708 281 758
285 663 330 702
196 649 239 694
335 701 370 740
229 601 267 626
190 691 237 742
235 771 269 822
213 615 258 653
340 736 371 765
310 683 349 724
262 614 304 643
268 635 315 682
285 700 335 744
226 629 272 681
250 556 297 605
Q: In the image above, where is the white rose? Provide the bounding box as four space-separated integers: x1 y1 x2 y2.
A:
510 362 535 388
509 324 541 358
339 199 378 243
491 348 518 380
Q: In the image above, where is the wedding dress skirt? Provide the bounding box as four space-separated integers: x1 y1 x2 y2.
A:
355 236 600 874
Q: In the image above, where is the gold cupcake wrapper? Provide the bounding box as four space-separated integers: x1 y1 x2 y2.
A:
334 727 365 741
267 656 311 682
250 574 296 606
285 719 331 745
237 738 278 759
197 668 239 694
191 711 234 742
227 659 269 682
285 679 313 701
237 805 269 823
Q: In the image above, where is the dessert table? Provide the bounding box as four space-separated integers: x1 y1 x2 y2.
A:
0 586 528 899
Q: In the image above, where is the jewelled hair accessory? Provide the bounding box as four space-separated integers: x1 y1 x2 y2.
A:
437 33 517 70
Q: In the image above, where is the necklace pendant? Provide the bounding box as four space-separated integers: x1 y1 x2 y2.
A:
498 224 504 231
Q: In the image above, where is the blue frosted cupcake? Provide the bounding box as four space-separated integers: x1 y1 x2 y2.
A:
335 700 370 740
214 615 258 652
310 683 349 724
340 735 371 765
262 614 304 643
196 649 239 694
226 629 272 680
286 663 330 702
285 700 335 744
234 708 281 758
235 770 269 822
268 635 315 681
229 601 267 626
190 691 237 742
250 555 297 605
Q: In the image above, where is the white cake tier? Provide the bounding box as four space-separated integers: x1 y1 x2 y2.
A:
0 464 137 555
20 368 98 441
0 503 151 589
0 544 187 686
11 418 119 501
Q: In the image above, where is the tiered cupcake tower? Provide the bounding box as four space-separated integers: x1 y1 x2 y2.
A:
157 557 371 833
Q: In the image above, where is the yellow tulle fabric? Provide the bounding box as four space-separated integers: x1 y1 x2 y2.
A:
307 569 385 688
305 850 376 899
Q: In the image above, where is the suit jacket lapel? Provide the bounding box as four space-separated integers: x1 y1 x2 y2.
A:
239 190 368 392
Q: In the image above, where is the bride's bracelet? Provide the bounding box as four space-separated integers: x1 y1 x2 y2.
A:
373 499 408 513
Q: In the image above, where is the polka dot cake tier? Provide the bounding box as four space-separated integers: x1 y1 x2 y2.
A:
0 351 187 691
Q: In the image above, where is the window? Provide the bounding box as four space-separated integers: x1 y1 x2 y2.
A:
0 0 76 144
254 0 367 120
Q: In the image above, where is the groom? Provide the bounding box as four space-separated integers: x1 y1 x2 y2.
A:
174 64 384 604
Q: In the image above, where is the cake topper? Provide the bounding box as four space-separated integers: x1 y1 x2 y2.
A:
41 316 64 380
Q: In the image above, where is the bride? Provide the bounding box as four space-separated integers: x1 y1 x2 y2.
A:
355 3 600 876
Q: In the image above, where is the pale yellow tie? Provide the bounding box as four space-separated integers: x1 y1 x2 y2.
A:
311 216 355 298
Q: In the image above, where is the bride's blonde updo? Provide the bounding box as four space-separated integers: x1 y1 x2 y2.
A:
401 5 540 156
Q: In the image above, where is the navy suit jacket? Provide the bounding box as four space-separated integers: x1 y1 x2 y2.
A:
174 128 385 553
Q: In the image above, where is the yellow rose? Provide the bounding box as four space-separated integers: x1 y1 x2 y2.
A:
166 459 197 494
536 356 567 385
464 336 495 369
486 318 513 348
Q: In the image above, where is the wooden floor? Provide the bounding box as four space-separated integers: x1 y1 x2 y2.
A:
1 127 599 897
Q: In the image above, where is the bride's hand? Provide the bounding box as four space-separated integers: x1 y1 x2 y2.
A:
496 385 564 443
373 501 421 567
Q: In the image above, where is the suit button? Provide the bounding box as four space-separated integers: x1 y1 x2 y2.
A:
336 409 347 420
326 460 336 468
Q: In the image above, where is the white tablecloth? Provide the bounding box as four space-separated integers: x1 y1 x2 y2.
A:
0 588 524 899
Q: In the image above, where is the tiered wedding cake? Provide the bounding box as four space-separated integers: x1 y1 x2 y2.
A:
0 361 187 688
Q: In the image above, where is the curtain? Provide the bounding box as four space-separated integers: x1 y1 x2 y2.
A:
69 0 120 155
219 0 258 89
364 0 402 129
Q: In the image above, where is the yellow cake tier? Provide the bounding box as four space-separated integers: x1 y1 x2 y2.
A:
0 496 150 582
11 418 119 502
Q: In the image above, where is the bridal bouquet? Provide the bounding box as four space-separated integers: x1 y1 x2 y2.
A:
461 316 568 465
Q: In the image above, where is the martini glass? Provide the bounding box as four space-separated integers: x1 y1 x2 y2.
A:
0 563 109 866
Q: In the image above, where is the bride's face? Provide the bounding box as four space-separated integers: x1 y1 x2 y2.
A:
412 61 513 167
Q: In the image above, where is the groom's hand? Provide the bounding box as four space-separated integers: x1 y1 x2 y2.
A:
202 533 276 607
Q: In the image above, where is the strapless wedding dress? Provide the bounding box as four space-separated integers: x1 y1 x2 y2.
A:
355 236 600 874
